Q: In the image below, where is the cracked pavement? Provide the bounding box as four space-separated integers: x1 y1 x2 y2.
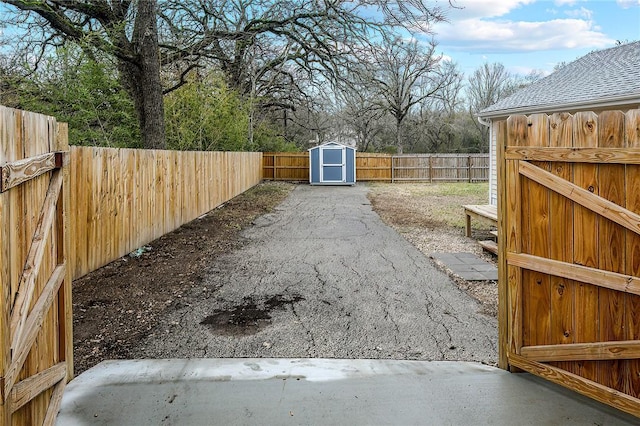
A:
133 184 498 364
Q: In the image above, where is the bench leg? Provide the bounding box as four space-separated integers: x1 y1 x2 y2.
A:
465 213 472 238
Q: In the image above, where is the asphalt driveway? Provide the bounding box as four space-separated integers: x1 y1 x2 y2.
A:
133 184 497 363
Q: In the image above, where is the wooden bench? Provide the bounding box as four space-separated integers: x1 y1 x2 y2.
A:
463 204 497 238
463 204 498 255
478 240 498 255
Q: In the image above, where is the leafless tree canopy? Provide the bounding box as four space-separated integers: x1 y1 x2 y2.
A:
1 0 451 148
364 35 459 153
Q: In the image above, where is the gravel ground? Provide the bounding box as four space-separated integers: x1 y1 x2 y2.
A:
73 181 499 375
130 184 498 364
368 182 499 317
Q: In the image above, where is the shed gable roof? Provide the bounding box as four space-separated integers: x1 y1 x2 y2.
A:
479 41 640 118
308 142 356 151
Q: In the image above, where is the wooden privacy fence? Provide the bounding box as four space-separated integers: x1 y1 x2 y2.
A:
1 105 263 424
392 154 489 182
262 152 489 182
1 107 73 424
498 109 640 416
70 147 262 280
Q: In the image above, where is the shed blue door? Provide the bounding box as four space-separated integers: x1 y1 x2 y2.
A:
321 146 345 182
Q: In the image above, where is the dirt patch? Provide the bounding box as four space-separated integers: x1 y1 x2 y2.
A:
72 182 294 375
200 294 305 336
367 182 498 317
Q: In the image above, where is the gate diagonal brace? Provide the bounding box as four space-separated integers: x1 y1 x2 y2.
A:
1 152 65 193
518 160 640 236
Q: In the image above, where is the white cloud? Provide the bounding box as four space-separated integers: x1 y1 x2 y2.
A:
554 0 576 5
509 65 551 77
564 7 593 19
447 0 536 19
616 0 640 7
436 18 613 52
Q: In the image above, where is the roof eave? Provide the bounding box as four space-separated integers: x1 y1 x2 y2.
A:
478 93 640 120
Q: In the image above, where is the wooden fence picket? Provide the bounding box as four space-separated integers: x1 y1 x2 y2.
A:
68 147 263 280
499 108 640 416
262 152 490 182
625 109 640 396
1 107 72 425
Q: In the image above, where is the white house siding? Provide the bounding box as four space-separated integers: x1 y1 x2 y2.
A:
489 120 498 206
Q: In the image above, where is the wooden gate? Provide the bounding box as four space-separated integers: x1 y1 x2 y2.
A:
498 109 640 416
0 107 72 425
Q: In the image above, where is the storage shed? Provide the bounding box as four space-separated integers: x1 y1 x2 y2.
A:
308 142 356 185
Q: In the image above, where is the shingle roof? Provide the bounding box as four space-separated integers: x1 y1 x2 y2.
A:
479 41 640 118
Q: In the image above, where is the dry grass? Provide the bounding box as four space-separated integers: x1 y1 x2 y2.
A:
368 182 498 317
368 182 492 231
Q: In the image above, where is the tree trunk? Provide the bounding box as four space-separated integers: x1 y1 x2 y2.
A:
395 117 403 154
6 0 167 149
124 0 165 150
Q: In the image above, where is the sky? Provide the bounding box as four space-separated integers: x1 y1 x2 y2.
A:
426 0 640 77
0 0 637 82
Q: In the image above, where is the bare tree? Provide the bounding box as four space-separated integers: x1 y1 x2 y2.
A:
1 0 451 149
417 60 465 152
467 63 513 112
466 63 544 149
335 79 386 151
369 35 455 154
466 62 514 145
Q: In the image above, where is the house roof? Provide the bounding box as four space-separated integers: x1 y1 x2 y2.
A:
479 41 640 119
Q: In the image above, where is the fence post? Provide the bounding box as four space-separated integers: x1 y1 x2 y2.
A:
429 156 433 183
391 156 395 183
273 153 278 180
468 155 472 183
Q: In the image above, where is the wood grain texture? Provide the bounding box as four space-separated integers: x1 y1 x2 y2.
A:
4 265 65 404
0 107 13 421
548 112 575 374
597 110 626 392
9 170 62 352
571 111 600 383
54 123 72 382
508 253 640 295
505 147 640 163
9 362 65 414
625 109 640 397
501 110 640 412
523 114 551 348
506 115 527 363
519 161 640 236
1 106 68 425
42 377 65 426
16 110 56 425
509 353 640 418
521 341 640 362
69 147 263 279
497 120 509 370
0 152 59 193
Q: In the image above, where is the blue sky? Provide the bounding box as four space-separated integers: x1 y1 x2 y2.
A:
426 0 640 77
1 0 637 81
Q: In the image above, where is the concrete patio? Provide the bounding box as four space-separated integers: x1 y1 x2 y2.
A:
57 358 637 425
